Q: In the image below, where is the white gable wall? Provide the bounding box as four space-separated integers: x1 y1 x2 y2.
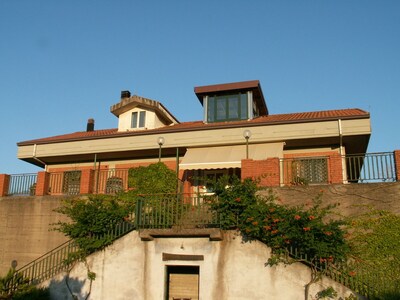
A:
117 107 166 132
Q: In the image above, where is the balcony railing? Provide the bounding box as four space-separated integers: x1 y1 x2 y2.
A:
94 168 129 194
280 152 397 185
132 194 220 229
1 151 398 198
7 173 37 196
280 157 329 185
345 152 396 183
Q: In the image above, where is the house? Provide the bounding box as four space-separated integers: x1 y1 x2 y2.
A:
3 80 400 299
14 80 373 196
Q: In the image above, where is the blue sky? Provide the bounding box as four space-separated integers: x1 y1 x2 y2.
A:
0 1 399 174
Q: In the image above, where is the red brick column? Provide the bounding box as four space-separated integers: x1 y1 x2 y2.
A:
241 158 280 187
394 150 400 181
80 169 94 194
0 174 10 196
35 171 50 196
329 153 344 184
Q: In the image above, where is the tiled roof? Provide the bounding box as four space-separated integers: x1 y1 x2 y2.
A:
18 108 369 146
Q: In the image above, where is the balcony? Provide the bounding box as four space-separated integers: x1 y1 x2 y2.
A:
1 151 399 197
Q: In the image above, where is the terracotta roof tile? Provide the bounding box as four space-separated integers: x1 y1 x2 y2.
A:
17 108 369 146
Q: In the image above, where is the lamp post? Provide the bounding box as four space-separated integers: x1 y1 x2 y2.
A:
243 130 252 159
157 137 165 162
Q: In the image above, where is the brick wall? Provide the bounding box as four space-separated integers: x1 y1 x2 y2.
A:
395 150 400 181
80 169 94 194
35 171 50 196
0 174 10 197
241 158 280 187
283 151 343 184
116 160 178 174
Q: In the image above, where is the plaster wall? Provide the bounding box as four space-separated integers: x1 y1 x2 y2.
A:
42 231 355 300
17 118 370 160
1 182 398 278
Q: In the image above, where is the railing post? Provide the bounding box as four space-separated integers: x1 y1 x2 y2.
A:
0 174 10 196
80 169 95 194
394 150 400 181
329 153 343 184
35 171 50 196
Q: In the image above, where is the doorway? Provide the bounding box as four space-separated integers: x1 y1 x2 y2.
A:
165 265 199 300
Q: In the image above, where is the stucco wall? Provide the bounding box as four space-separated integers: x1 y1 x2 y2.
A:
1 182 399 278
268 182 400 217
0 196 68 276
42 231 355 300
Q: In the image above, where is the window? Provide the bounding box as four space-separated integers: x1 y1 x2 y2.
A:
131 111 146 128
291 158 328 184
207 93 248 122
62 171 81 195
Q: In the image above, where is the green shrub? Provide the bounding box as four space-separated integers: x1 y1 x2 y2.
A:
209 176 348 264
53 194 132 255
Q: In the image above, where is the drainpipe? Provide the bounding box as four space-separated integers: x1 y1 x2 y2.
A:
33 144 47 171
337 119 347 183
176 148 180 194
338 119 343 156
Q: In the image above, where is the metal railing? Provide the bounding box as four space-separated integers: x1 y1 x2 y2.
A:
280 152 397 185
7 173 37 196
286 246 376 298
94 168 129 194
133 194 220 229
4 193 217 292
48 172 64 195
5 221 135 293
280 157 329 185
345 152 396 183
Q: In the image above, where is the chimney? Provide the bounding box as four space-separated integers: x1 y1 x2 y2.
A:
87 118 95 132
121 90 131 99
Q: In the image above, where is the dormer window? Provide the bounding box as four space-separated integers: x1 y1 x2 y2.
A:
110 94 179 132
195 80 269 124
206 93 248 122
131 111 146 128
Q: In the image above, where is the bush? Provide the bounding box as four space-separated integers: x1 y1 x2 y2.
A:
210 176 349 264
128 163 177 195
53 194 132 255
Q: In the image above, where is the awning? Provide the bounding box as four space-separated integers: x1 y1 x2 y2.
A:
180 143 284 170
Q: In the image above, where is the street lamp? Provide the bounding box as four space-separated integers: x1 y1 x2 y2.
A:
243 130 252 159
157 137 165 162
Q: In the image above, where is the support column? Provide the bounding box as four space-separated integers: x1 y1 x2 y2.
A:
80 169 95 195
0 174 10 197
36 171 50 196
394 150 400 182
329 153 344 184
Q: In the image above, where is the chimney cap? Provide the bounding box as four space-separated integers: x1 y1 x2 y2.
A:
121 90 131 99
87 118 95 132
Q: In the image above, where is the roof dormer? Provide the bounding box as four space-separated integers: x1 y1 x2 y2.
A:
194 80 268 123
110 91 179 132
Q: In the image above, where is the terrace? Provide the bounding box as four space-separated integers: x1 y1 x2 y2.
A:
1 151 399 197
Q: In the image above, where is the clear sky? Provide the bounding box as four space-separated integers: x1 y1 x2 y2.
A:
0 1 399 174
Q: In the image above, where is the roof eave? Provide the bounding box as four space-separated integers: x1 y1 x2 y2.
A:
16 112 370 146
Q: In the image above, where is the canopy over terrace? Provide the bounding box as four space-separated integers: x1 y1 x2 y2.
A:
179 143 284 170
